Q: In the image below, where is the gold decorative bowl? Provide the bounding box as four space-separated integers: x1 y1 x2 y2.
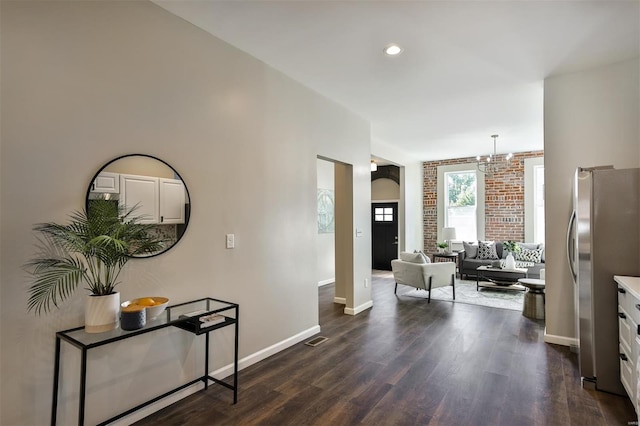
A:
121 297 169 320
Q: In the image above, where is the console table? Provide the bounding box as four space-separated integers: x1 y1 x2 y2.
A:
51 297 239 426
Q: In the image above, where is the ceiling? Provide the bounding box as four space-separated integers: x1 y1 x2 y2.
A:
154 1 639 162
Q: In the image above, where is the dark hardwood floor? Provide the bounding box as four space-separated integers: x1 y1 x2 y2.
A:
136 270 636 425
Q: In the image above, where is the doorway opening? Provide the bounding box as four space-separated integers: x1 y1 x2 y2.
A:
371 163 401 271
316 157 354 319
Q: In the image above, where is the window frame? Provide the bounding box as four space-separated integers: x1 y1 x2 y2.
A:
437 163 485 243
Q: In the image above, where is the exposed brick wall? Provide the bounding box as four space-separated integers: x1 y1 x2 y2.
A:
423 151 543 250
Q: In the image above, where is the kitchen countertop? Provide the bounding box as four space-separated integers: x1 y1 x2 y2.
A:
614 275 640 300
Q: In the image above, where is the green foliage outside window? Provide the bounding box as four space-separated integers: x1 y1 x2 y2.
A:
447 172 476 207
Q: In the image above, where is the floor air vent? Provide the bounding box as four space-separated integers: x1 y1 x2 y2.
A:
304 336 328 347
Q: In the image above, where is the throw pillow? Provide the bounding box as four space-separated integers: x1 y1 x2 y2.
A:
413 250 431 263
516 248 543 263
477 241 499 260
462 241 478 259
516 242 540 251
400 252 426 264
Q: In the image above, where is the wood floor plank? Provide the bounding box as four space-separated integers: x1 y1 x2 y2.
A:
135 271 636 426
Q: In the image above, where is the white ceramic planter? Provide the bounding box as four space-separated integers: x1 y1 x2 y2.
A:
85 292 120 333
505 252 516 270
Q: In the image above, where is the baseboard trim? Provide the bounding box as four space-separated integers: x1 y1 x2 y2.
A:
218 325 321 377
333 297 346 305
344 300 373 316
544 329 576 347
318 278 335 287
111 325 321 426
111 385 201 426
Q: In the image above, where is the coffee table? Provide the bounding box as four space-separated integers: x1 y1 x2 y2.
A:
476 265 528 291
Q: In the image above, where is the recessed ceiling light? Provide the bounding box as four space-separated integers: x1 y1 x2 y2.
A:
384 44 403 56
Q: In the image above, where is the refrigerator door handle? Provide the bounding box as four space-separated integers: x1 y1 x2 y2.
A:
566 209 577 283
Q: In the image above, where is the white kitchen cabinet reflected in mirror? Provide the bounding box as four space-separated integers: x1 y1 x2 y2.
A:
87 154 190 257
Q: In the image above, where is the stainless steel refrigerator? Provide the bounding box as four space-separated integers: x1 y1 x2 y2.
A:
567 166 640 395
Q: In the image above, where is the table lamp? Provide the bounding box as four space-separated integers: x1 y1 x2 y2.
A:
442 227 457 253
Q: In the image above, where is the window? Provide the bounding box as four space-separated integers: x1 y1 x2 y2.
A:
444 171 477 241
437 163 485 243
524 157 544 244
533 165 545 243
374 207 394 222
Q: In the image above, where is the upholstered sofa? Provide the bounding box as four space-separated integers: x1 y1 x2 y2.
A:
458 241 545 279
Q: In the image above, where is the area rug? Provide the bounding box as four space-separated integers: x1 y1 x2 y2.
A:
403 279 524 311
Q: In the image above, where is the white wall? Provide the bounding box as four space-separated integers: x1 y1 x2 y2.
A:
371 141 424 252
317 159 335 285
0 2 371 424
544 57 640 345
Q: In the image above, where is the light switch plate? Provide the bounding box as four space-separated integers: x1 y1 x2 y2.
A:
226 234 235 249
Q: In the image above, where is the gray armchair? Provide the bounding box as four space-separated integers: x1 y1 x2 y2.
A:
391 252 456 303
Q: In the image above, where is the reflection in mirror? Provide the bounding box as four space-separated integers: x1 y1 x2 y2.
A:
86 154 190 257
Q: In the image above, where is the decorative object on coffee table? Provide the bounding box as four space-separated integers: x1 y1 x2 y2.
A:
503 240 521 270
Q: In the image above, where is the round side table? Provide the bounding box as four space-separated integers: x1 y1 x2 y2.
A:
518 278 545 320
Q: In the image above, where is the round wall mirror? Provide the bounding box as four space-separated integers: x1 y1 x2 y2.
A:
86 154 191 257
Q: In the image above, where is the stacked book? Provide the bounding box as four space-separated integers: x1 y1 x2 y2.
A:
199 313 226 328
180 310 227 328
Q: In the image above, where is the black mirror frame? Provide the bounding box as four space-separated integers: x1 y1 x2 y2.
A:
85 154 191 258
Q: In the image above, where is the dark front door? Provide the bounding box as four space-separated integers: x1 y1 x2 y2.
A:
372 202 398 270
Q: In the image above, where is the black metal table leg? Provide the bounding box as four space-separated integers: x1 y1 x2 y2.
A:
79 348 87 426
204 332 210 390
233 306 239 404
51 336 61 426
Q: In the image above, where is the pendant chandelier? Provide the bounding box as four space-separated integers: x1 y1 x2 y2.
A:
476 134 513 176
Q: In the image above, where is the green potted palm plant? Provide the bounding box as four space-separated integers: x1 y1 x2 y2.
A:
25 198 165 332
